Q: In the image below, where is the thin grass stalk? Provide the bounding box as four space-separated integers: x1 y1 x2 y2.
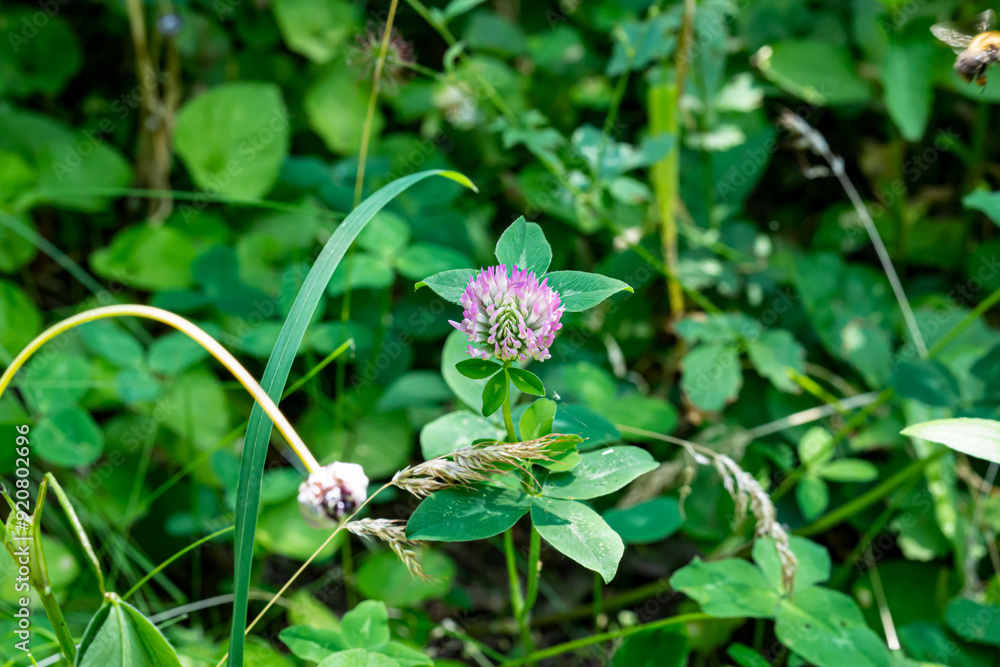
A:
780 111 928 359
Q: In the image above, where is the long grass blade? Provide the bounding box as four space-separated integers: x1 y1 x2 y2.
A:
226 168 475 666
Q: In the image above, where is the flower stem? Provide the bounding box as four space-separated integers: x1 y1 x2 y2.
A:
0 304 320 472
501 366 517 442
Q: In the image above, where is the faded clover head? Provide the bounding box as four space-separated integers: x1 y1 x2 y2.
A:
298 462 369 528
450 264 565 363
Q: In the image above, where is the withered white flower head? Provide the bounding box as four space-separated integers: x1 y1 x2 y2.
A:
298 462 369 528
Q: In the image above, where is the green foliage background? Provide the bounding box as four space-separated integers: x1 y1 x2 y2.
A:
4 0 1000 664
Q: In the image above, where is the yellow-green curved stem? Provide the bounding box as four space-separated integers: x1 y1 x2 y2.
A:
0 304 319 472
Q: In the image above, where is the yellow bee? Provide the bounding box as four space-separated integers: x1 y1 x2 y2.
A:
932 9 1000 86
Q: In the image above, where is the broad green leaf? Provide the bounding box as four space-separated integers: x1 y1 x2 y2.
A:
520 398 556 440
174 83 289 200
756 40 871 106
149 330 211 376
796 474 829 521
415 268 476 303
271 0 358 63
600 395 678 441
508 367 545 396
327 253 395 297
543 270 633 311
305 68 383 155
375 372 452 411
406 486 531 541
746 329 805 393
228 170 475 665
531 497 624 582
680 344 742 412
0 11 81 98
257 497 341 561
603 497 682 545
752 536 831 595
494 216 552 275
891 360 961 407
964 189 1000 227
375 642 432 667
0 279 40 354
161 371 230 451
80 321 143 368
945 598 1000 645
281 626 348 661
0 105 132 211
819 459 878 483
798 426 834 468
902 418 1000 464
76 594 182 666
882 40 934 142
775 587 890 667
670 557 780 618
318 650 399 667
456 358 502 380
420 411 505 459
481 370 509 417
611 627 688 666
397 243 472 280
21 352 92 414
341 600 390 649
357 550 455 607
33 408 104 468
90 224 197 291
554 403 620 448
543 446 657 500
899 621 993 667
674 314 747 344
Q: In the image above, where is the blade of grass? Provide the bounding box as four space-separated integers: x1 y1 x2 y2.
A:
226 169 476 666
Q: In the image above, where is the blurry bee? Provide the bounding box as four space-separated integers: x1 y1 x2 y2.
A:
931 9 1000 87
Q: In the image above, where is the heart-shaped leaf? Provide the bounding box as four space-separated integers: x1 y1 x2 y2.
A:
543 446 657 500
509 367 545 396
531 497 624 583
406 486 530 541
76 594 183 666
543 270 633 312
494 216 552 275
415 268 476 303
482 370 509 417
456 358 502 380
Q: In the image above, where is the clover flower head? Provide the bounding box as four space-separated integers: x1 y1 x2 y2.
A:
298 462 369 528
450 264 564 363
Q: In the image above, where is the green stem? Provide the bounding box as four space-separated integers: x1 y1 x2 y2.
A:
928 284 1000 358
37 589 76 662
592 572 604 630
795 449 947 537
523 525 541 613
501 366 517 442
504 529 525 619
123 526 234 599
501 613 712 666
